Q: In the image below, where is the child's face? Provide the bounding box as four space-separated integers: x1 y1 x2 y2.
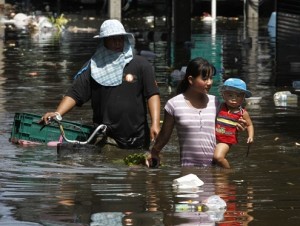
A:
222 90 245 108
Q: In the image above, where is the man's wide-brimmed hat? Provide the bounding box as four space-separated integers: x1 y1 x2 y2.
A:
94 19 134 44
221 78 252 97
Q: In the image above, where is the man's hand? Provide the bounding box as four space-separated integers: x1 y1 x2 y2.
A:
150 124 160 142
39 112 61 125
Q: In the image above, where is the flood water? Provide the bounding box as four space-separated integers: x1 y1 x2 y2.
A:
1 15 300 226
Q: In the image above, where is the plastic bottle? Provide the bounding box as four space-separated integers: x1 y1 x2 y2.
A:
202 195 227 212
175 203 210 212
175 195 227 213
273 91 298 103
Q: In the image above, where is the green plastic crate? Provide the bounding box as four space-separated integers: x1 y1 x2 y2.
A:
10 112 94 144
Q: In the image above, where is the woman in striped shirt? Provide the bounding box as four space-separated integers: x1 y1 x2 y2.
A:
149 57 218 167
148 57 247 167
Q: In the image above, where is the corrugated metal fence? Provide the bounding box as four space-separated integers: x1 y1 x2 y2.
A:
276 0 300 86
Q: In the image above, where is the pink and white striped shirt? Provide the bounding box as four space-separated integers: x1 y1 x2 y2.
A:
165 94 218 167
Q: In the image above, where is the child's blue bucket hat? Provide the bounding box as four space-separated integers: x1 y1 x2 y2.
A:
221 78 252 97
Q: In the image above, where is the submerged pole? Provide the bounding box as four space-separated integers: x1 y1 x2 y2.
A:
108 0 121 20
211 0 217 20
246 0 259 18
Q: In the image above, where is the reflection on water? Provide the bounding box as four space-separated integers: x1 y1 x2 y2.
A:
1 16 300 226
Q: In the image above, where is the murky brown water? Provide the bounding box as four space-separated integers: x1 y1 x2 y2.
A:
1 16 300 226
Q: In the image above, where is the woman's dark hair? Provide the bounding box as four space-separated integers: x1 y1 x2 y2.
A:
176 57 216 94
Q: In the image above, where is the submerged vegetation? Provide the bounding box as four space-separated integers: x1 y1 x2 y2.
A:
49 14 68 31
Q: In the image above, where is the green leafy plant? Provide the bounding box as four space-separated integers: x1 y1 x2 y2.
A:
49 14 68 31
123 153 147 166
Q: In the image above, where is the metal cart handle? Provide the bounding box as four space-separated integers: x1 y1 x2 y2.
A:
50 115 107 145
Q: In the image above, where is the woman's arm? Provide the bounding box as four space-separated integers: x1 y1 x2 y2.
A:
151 110 175 158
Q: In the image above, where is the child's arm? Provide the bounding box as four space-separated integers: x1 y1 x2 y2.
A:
242 111 254 143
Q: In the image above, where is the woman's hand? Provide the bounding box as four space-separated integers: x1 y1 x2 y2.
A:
145 147 160 168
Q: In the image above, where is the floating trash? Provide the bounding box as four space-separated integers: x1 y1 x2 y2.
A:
173 173 204 189
273 91 298 107
91 212 124 226
176 194 200 198
245 96 262 105
116 192 142 197
174 195 227 222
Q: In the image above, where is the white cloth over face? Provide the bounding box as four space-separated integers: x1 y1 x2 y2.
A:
91 38 133 86
91 19 135 86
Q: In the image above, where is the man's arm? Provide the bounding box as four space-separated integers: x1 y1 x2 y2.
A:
147 94 161 141
41 96 76 124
